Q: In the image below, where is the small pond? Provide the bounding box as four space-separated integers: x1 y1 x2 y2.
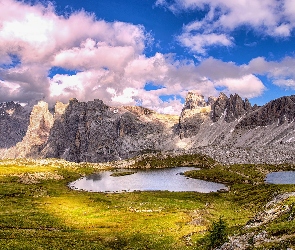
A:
69 167 227 193
265 171 295 184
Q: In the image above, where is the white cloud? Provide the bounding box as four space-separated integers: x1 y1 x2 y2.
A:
111 88 139 105
53 38 136 72
215 75 266 98
245 56 295 88
197 57 243 79
1 0 295 115
273 24 291 37
273 78 295 88
0 0 146 103
178 33 233 54
157 0 282 30
157 0 295 53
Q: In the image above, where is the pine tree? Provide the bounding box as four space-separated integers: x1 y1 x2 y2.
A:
208 217 228 249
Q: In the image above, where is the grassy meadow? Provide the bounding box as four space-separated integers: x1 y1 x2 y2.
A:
0 156 295 249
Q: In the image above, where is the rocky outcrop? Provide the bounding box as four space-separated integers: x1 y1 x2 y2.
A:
217 192 295 250
212 93 252 122
41 99 178 162
2 92 295 164
212 92 229 122
0 101 31 148
236 95 295 129
4 101 54 158
179 92 251 138
179 92 212 138
224 94 252 122
182 92 208 110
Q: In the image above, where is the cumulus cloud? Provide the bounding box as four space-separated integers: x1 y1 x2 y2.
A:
273 79 295 88
245 56 295 88
178 33 233 55
0 0 146 102
157 0 295 53
199 56 295 92
1 0 295 114
53 38 136 72
215 75 266 98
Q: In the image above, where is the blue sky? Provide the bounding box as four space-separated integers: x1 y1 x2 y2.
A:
0 0 295 114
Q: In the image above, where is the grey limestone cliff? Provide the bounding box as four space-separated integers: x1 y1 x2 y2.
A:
0 102 31 148
41 99 179 162
2 101 54 158
236 95 295 129
2 92 295 164
179 92 212 138
212 93 252 122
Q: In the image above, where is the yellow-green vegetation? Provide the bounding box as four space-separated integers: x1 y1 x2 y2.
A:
185 163 295 184
110 171 136 177
131 153 216 169
0 156 294 249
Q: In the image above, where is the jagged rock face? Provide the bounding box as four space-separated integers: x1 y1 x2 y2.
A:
212 93 252 122
0 101 31 148
212 92 229 122
179 110 210 139
42 99 178 162
3 93 295 164
8 101 54 158
225 94 252 122
236 95 295 129
179 92 253 138
207 96 218 106
25 101 54 146
179 93 212 138
183 92 207 109
54 101 69 117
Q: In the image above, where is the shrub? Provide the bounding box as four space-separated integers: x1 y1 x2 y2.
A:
208 217 228 249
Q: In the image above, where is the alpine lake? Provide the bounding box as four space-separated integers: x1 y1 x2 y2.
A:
69 166 228 193
265 171 295 184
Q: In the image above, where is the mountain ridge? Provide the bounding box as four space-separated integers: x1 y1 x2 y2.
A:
1 92 295 164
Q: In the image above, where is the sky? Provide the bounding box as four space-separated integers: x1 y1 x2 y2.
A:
1 0 295 114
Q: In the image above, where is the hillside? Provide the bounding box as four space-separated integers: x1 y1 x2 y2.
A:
1 92 295 164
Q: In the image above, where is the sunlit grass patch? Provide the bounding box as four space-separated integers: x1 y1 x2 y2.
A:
0 164 56 175
40 195 117 230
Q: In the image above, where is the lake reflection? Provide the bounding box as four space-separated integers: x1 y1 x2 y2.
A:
69 167 227 193
265 171 295 184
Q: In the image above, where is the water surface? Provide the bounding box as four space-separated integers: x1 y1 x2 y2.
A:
69 167 227 193
265 171 295 184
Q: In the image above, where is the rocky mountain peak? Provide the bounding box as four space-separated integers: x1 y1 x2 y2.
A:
3 93 295 165
212 93 252 122
0 101 31 148
183 91 207 110
18 101 54 153
179 92 212 138
218 92 229 100
236 95 295 129
207 96 218 106
212 93 229 122
179 91 252 138
1 101 54 158
224 93 252 122
54 101 69 117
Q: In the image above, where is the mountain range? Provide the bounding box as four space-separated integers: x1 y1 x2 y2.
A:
1 92 295 164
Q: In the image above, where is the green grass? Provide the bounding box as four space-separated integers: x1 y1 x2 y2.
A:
110 171 136 177
0 157 295 249
130 153 216 169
